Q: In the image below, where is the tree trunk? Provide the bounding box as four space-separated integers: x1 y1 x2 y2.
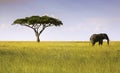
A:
35 31 40 42
33 27 45 43
36 34 40 42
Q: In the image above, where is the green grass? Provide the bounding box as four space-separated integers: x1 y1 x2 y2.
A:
0 41 120 73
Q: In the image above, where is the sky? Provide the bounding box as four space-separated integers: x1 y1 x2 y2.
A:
0 0 120 41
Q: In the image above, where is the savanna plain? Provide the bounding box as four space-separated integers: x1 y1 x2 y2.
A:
0 41 120 73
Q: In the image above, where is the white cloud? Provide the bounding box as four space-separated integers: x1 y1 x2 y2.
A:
0 24 13 29
0 24 6 29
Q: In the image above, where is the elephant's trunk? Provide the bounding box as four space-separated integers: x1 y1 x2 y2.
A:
106 37 109 45
104 34 109 45
107 39 109 45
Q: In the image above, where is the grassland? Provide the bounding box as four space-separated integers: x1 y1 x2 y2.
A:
0 41 120 73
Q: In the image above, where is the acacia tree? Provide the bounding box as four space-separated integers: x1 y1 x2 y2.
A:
13 15 63 42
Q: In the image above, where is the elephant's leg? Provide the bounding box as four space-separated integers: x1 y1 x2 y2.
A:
101 40 103 45
99 41 101 45
99 40 103 45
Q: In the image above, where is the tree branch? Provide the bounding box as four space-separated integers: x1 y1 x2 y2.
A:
45 23 52 27
23 24 34 30
38 25 46 35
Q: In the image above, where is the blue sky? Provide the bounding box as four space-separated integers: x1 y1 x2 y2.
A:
0 0 120 41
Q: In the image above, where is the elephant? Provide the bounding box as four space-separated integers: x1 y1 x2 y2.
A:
90 33 109 46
